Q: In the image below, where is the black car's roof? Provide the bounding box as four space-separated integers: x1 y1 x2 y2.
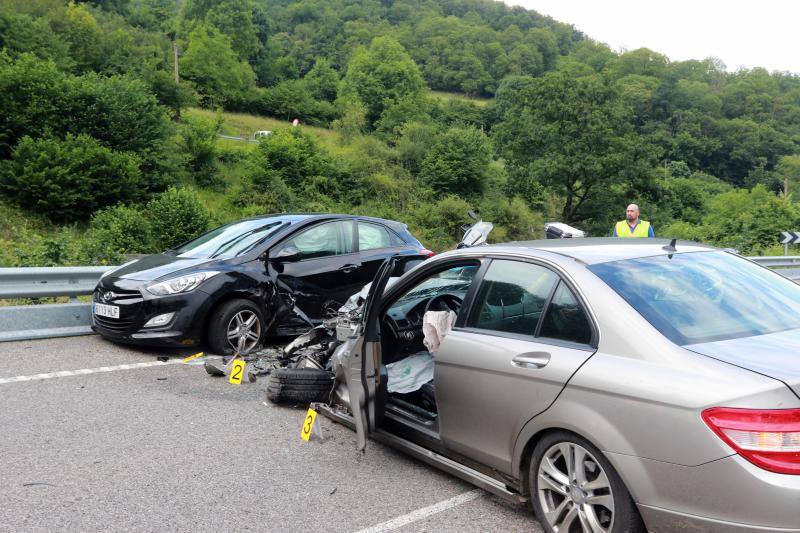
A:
239 213 408 230
476 238 718 265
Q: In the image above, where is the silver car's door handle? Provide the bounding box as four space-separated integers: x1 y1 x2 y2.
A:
512 352 551 369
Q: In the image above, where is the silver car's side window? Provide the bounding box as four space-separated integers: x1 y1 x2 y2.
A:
538 281 593 345
467 260 558 336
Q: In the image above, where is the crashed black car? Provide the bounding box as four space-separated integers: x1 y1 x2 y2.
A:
91 214 431 354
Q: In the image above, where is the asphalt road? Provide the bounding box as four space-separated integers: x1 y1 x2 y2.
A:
0 336 541 532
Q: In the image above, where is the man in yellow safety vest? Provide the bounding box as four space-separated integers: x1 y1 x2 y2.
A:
612 204 654 238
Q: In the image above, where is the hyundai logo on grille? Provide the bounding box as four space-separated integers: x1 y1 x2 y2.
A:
102 291 116 302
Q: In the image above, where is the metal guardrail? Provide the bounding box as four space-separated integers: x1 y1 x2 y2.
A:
747 256 800 280
0 266 115 342
1 256 799 343
747 256 800 268
219 134 259 143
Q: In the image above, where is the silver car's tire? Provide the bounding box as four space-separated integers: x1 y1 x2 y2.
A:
529 431 644 533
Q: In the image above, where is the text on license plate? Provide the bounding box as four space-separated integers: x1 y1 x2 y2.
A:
94 302 120 319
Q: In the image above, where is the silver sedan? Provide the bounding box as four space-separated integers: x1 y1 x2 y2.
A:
318 238 800 532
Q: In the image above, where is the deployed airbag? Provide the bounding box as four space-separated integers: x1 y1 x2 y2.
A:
422 310 457 354
386 352 434 394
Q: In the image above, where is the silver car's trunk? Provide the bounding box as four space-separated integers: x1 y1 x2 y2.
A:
686 328 800 399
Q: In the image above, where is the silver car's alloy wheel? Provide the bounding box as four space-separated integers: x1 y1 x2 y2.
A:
226 310 261 354
537 442 614 533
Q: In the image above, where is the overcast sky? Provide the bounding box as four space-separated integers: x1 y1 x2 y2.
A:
505 0 800 74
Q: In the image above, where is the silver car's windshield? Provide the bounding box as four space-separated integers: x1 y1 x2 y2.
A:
589 251 800 345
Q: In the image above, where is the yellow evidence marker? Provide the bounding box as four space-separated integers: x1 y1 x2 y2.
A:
229 359 246 385
300 408 318 442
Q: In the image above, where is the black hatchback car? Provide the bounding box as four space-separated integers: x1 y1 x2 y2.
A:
92 214 431 354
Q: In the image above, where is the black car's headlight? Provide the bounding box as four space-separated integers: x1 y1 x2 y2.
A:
146 271 220 296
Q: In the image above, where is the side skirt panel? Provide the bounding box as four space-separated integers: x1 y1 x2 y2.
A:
315 403 528 506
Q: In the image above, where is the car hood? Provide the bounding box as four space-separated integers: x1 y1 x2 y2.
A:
109 254 215 282
685 328 800 399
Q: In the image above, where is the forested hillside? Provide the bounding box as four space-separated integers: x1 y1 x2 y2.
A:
2 0 800 266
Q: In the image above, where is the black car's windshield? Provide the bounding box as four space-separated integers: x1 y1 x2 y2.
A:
170 220 287 259
590 251 800 345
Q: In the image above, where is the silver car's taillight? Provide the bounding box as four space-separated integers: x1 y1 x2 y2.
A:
702 407 800 475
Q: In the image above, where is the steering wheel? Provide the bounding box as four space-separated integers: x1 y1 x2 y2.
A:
424 293 463 315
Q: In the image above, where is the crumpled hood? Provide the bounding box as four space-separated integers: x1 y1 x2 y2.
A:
685 328 800 399
110 254 215 282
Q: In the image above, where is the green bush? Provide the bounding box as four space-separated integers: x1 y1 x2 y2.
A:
0 134 143 223
10 226 85 267
231 174 297 215
477 195 543 242
408 196 473 251
421 126 492 197
83 203 154 263
248 128 334 189
0 53 69 158
147 187 212 250
660 185 800 254
180 113 223 187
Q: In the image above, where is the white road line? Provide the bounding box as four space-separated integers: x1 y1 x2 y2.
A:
353 489 483 533
0 359 183 385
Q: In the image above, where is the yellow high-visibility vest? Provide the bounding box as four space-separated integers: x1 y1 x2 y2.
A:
615 220 651 238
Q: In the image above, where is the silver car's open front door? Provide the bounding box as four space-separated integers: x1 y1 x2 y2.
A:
343 254 429 450
343 257 397 451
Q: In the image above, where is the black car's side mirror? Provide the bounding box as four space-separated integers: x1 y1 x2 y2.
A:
270 245 302 262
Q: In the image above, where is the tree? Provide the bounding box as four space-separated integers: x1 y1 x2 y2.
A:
396 121 438 175
421 126 492 197
146 69 198 118
0 12 74 70
332 96 367 142
493 72 659 223
776 155 800 194
339 36 425 127
180 22 256 107
60 2 105 72
304 58 339 102
206 0 259 60
606 48 669 80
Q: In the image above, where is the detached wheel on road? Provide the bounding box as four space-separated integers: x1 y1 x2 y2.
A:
266 368 334 405
529 431 645 533
207 299 265 356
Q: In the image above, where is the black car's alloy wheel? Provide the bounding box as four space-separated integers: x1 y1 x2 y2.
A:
529 431 645 533
208 299 265 355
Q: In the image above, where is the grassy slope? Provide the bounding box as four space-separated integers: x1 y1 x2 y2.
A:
187 108 338 141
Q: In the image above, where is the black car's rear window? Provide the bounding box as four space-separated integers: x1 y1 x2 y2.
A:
589 251 800 345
